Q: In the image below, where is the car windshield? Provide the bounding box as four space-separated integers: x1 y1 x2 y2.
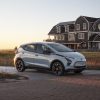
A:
47 43 73 52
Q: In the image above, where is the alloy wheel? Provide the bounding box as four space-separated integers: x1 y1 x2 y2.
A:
16 59 25 72
52 61 64 76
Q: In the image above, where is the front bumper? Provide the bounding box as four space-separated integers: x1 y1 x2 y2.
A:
65 61 87 71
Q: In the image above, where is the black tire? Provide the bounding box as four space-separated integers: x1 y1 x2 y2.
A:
15 59 25 72
74 70 83 74
51 61 64 76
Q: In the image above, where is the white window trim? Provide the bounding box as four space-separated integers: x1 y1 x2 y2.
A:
56 26 61 33
65 25 69 32
83 23 86 30
78 33 84 39
58 26 61 33
65 26 67 32
61 35 65 40
98 24 100 30
67 25 69 32
68 33 75 41
55 35 65 41
59 35 61 40
76 24 80 30
56 35 58 40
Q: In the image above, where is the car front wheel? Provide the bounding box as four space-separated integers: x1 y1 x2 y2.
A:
15 59 25 72
51 61 64 76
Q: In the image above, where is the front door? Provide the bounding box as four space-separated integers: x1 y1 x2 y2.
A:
35 44 51 68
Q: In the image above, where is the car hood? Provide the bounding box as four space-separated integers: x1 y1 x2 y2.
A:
56 52 85 60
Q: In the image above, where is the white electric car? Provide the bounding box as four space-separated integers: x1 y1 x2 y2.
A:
14 42 86 75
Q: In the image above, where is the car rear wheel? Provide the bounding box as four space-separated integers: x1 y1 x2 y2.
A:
51 61 64 76
15 59 25 72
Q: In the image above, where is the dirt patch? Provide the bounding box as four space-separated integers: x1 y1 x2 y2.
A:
0 73 28 83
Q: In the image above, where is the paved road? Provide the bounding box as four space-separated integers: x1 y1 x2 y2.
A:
0 66 100 100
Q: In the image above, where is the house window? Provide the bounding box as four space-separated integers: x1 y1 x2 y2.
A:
55 35 64 40
78 33 84 39
67 25 69 32
98 24 100 30
76 24 80 30
50 36 54 40
61 26 65 33
55 35 58 40
65 25 69 32
61 35 65 40
83 23 86 30
68 33 75 41
65 26 67 32
58 35 61 40
56 26 61 33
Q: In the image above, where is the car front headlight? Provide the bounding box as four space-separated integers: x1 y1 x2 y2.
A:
65 57 72 66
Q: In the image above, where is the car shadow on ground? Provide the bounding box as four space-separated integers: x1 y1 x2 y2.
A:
25 69 83 76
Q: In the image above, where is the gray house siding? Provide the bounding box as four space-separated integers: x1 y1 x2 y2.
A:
46 16 100 50
75 16 88 31
93 19 100 32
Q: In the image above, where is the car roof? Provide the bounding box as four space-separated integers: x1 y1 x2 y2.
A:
20 42 57 47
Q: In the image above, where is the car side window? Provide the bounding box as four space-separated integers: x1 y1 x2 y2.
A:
42 45 50 52
36 44 53 54
23 44 37 52
36 44 44 54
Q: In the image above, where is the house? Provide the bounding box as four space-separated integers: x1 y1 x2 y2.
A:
46 16 100 49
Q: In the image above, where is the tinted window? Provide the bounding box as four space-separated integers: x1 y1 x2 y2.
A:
48 43 73 52
23 44 36 52
36 44 44 54
36 44 53 54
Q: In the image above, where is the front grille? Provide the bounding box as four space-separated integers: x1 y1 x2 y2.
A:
74 61 86 67
74 66 86 69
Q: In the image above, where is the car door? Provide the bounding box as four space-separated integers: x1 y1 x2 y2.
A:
22 44 39 66
35 44 53 68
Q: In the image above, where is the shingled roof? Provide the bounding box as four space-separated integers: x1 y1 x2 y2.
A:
48 16 100 35
48 26 57 35
83 16 99 22
48 21 75 35
57 21 75 26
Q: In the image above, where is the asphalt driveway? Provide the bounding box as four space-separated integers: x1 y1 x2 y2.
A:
0 66 100 100
0 66 100 80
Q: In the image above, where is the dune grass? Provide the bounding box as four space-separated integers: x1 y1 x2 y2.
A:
0 72 19 79
0 72 28 81
0 50 14 66
81 52 100 69
0 50 100 69
81 52 100 58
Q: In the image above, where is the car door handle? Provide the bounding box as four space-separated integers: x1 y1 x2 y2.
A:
35 54 38 56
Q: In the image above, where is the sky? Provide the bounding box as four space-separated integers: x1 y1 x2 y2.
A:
0 0 100 49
